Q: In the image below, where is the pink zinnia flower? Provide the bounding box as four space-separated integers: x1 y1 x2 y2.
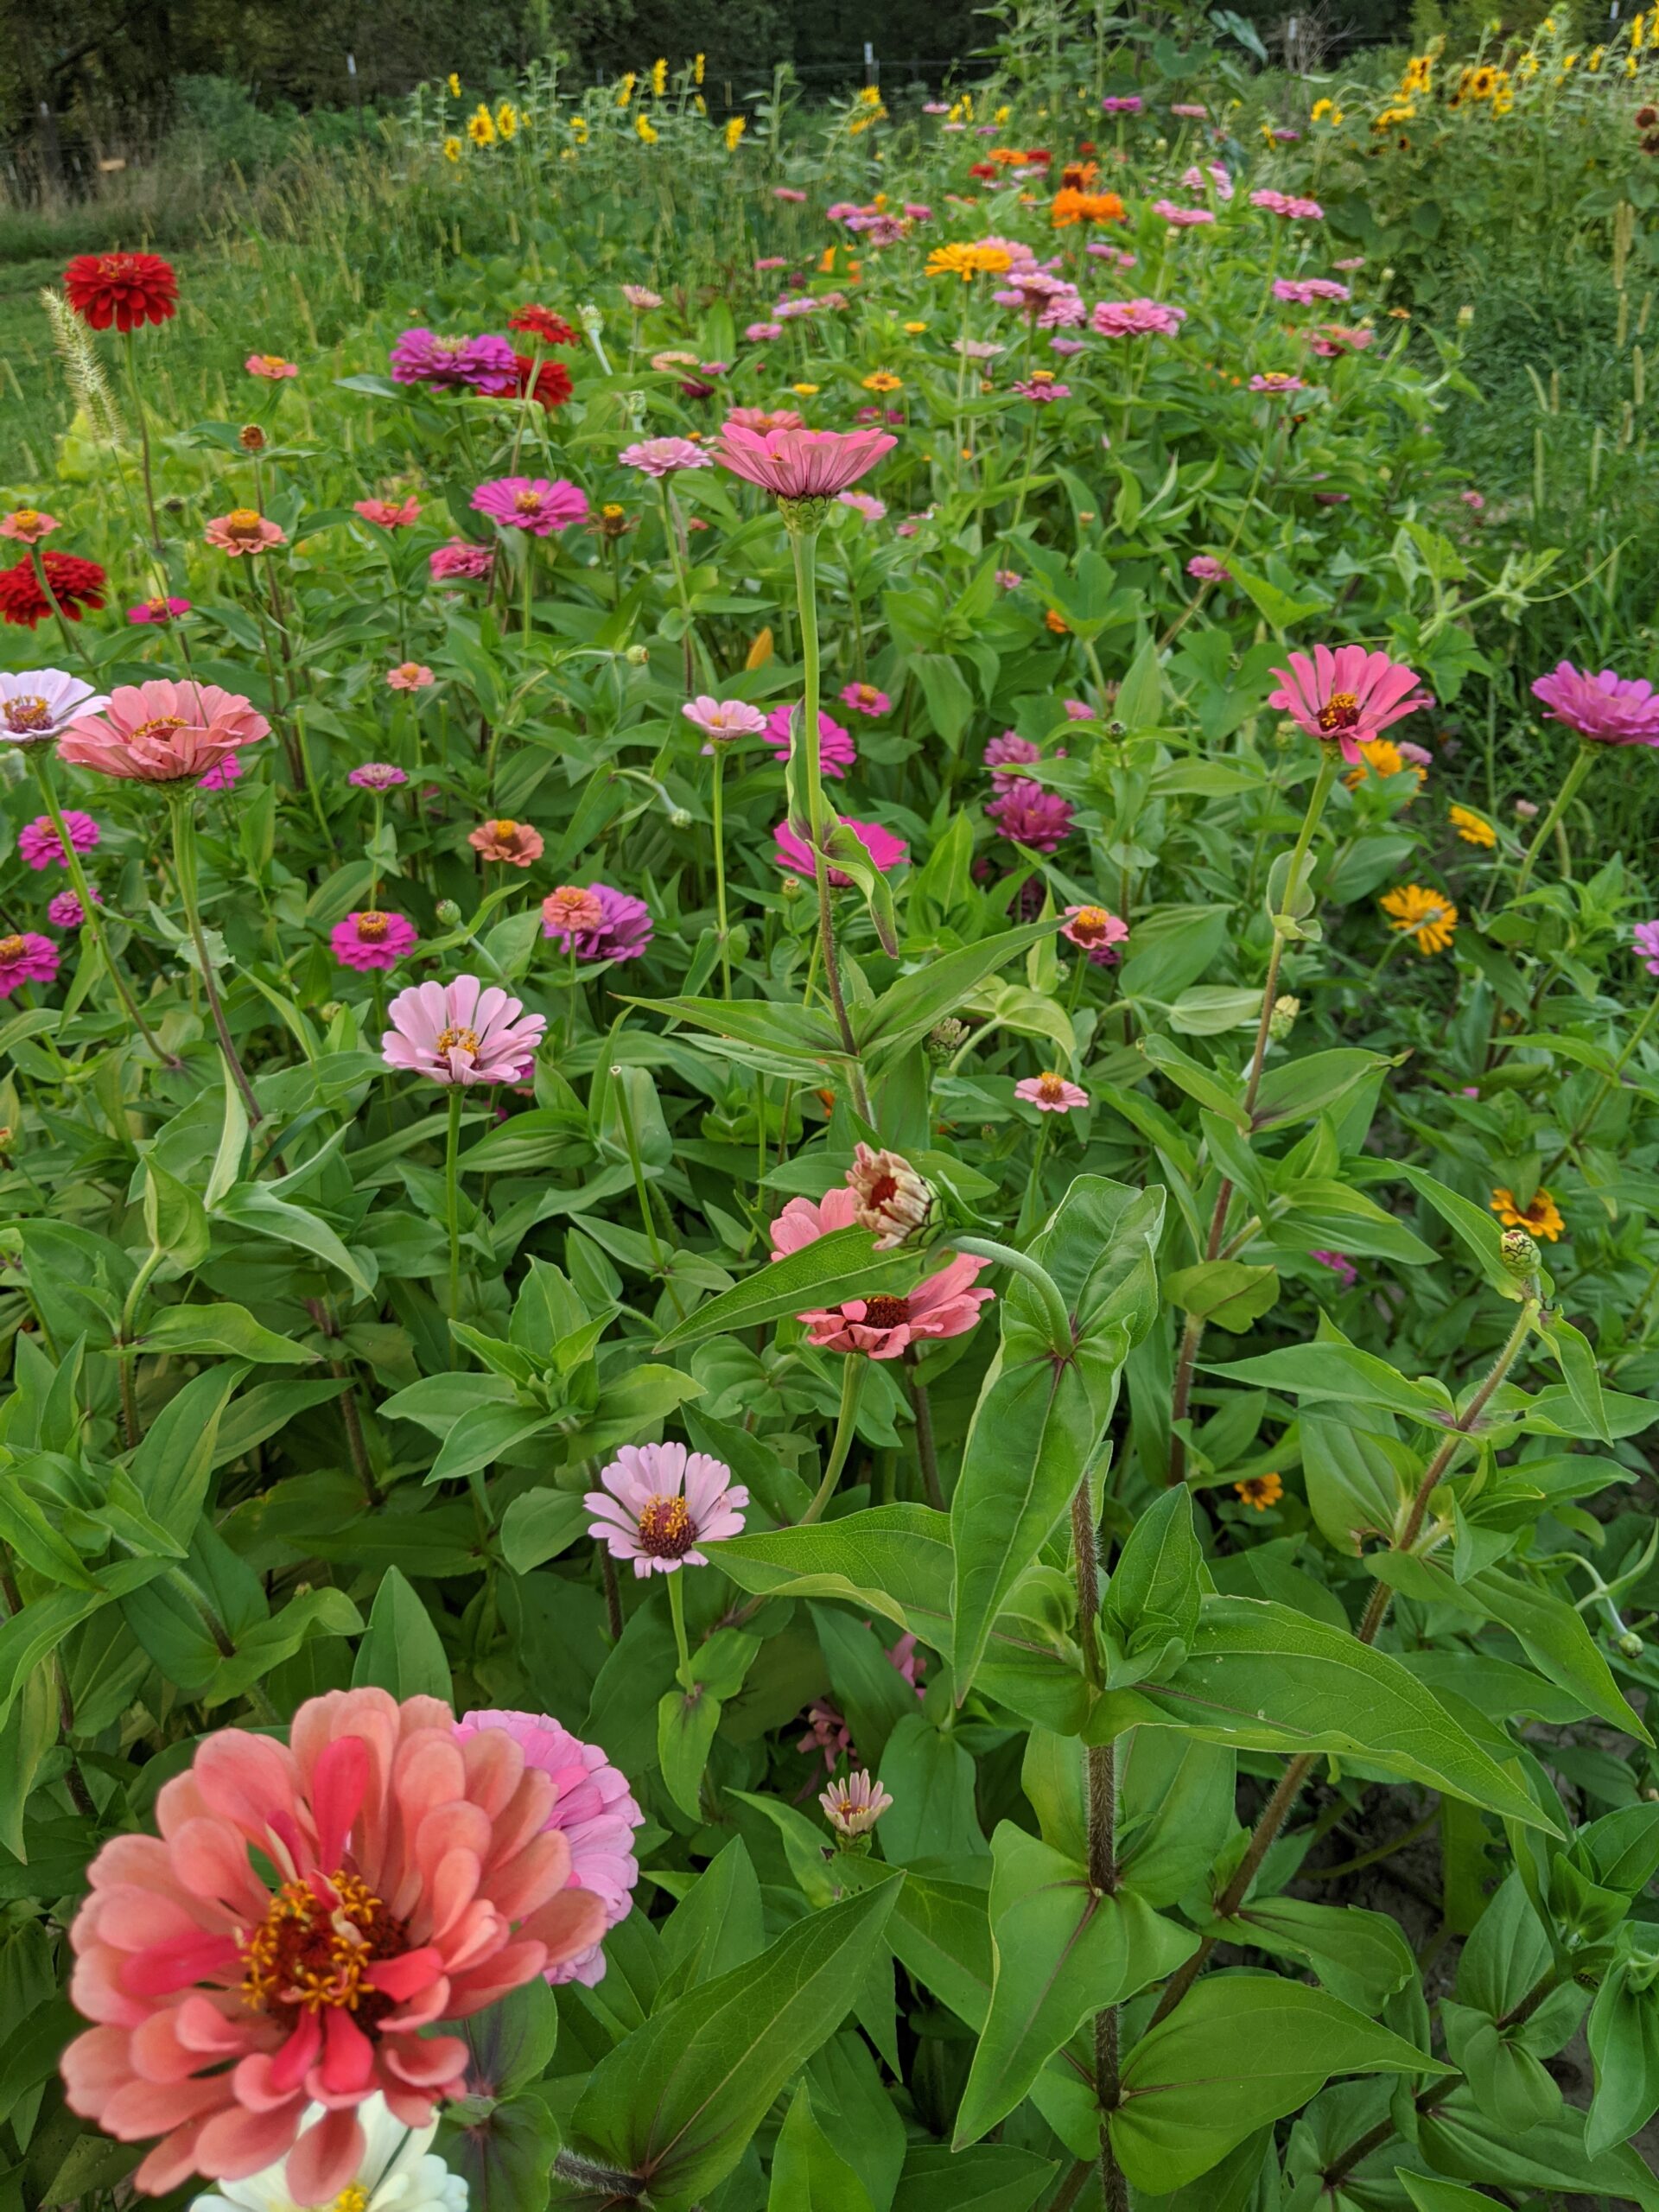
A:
1273 277 1351 304
48 887 100 929
60 1689 605 2202
1061 904 1129 963
1312 1249 1358 1289
996 569 1022 588
988 783 1075 852
540 883 652 962
1188 554 1230 583
1153 200 1215 226
838 491 887 521
0 931 59 995
1268 645 1429 766
385 663 434 691
203 511 287 556
128 596 191 624
585 1440 747 1576
1249 372 1306 394
18 810 99 868
245 353 298 379
1531 663 1659 747
821 1770 893 1839
620 285 663 310
471 476 590 536
354 497 422 529
763 705 857 778
1090 299 1186 339
1016 1071 1090 1112
199 753 245 794
1635 919 1659 976
331 911 418 971
727 406 805 434
773 187 807 202
1307 326 1374 358
59 680 270 785
0 509 59 544
1102 95 1144 113
715 424 896 502
772 816 906 884
454 1713 643 1987
540 887 605 938
429 539 495 582
1172 102 1209 118
745 322 785 342
767 1185 993 1358
838 681 890 718
1460 489 1485 511
381 976 545 1084
348 763 408 791
389 329 518 393
1011 377 1071 401
468 818 543 866
682 696 768 741
618 438 710 479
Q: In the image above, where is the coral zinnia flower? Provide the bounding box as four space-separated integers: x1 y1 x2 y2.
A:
1234 1471 1284 1511
245 354 299 380
1491 1186 1564 1241
0 552 106 627
381 976 545 1084
1450 803 1497 847
1531 662 1659 747
60 1689 605 2202
467 818 543 866
63 251 178 330
354 498 422 529
60 680 270 784
585 1441 748 1576
386 664 434 691
772 816 906 883
1379 882 1457 954
0 931 60 996
715 425 896 502
0 507 58 544
1015 1071 1090 1112
204 511 287 556
331 912 418 972
539 883 652 962
768 1185 993 1357
1268 643 1428 766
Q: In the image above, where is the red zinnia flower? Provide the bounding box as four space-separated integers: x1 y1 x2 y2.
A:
513 353 575 410
0 551 107 628
61 251 178 332
508 305 579 346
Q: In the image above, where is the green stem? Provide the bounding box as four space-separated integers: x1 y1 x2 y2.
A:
445 1084 464 1317
711 743 732 999
667 1567 693 1689
169 791 262 1123
1554 988 1659 1160
801 1357 866 1523
950 1233 1073 1358
124 327 162 552
1511 742 1594 904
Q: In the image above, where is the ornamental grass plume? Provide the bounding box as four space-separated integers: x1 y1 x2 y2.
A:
1268 643 1429 766
381 977 545 1085
585 1441 748 1575
59 680 270 785
60 1689 606 2201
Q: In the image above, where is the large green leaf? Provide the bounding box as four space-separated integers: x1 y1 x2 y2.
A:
656 1226 921 1350
857 922 1058 1059
351 1567 453 1701
1415 2084 1659 2207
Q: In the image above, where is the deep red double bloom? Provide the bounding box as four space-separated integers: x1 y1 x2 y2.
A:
0 552 107 627
507 304 578 346
62 251 179 332
513 353 575 410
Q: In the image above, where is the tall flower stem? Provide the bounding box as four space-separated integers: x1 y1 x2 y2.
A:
29 753 178 1070
1071 1473 1128 2210
1168 748 1338 1483
711 741 733 999
123 329 162 553
1510 741 1594 906
1151 1292 1540 2026
170 791 262 1124
905 1355 945 1510
951 1233 1074 1358
802 1355 866 1523
444 1084 464 1316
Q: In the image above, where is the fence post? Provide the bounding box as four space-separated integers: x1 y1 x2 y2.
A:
864 41 878 89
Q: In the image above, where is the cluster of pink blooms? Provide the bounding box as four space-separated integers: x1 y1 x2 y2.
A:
540 882 654 962
768 1178 992 1361
1091 299 1187 339
389 328 518 393
1250 188 1325 219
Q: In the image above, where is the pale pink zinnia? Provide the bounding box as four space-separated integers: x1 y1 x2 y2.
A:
715 424 896 501
618 438 711 479
763 704 857 777
1531 663 1659 747
1268 645 1429 766
429 540 495 582
585 1440 748 1576
203 511 287 556
331 911 418 972
1249 371 1306 395
381 976 545 1084
683 696 768 741
1015 1071 1090 1113
838 491 887 521
772 815 906 883
385 663 434 691
0 931 60 996
768 1185 992 1359
59 679 270 785
821 1769 893 1839
470 476 590 536
348 763 408 791
59 1688 605 2202
454 1712 643 1987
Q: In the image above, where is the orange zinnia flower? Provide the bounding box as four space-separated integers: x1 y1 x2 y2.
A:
1051 187 1127 226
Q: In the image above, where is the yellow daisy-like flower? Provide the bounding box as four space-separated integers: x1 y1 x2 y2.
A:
1633 10 1647 42
1234 1471 1284 1512
1311 96 1338 121
1628 54 1641 74
652 57 668 95
636 113 658 143
1449 804 1497 847
1373 103 1416 130
570 116 589 142
926 240 1014 282
1494 88 1516 111
496 102 518 139
618 72 636 105
1379 882 1458 954
1465 63 1499 98
725 115 747 150
859 84 884 106
1402 54 1433 92
792 382 820 396
1589 44 1606 68
446 72 461 97
695 51 706 84
1344 737 1423 789
442 135 462 163
1491 1186 1565 1241
862 371 904 391
467 105 497 147
994 102 1011 123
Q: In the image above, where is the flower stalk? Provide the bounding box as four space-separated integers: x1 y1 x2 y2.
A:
168 789 262 1123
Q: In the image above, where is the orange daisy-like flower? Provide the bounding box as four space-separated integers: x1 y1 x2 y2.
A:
1450 803 1497 847
1051 187 1127 227
1045 608 1071 633
1490 1187 1565 1241
1378 882 1457 955
1234 1471 1284 1512
861 371 904 392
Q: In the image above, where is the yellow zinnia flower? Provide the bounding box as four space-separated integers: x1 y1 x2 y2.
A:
792 382 820 395
1379 882 1458 954
926 240 1014 281
862 370 903 391
903 320 928 333
1491 1186 1565 1241
1344 737 1422 789
1449 804 1497 847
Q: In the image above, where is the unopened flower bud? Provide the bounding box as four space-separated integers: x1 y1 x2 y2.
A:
1457 303 1475 327
435 898 462 928
623 644 649 666
320 1001 344 1023
1500 1227 1541 1279
819 1769 892 1852
1514 797 1539 819
669 807 692 830
926 1017 968 1062
780 874 804 902
848 1141 934 1249
1618 1629 1646 1660
1269 994 1301 1041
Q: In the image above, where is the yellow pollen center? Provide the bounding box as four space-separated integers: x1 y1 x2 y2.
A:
334 2189 369 2212
356 912 391 941
132 715 189 742
1318 691 1361 733
0 936 26 961
513 491 543 512
635 1493 696 1557
3 696 51 732
240 1869 402 2020
435 1026 480 1058
227 508 262 530
11 510 38 528
1036 1071 1067 1101
493 818 518 837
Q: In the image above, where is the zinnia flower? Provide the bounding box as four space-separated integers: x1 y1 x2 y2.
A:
381 976 546 1084
539 883 652 962
63 251 178 330
0 931 59 996
354 498 422 529
620 285 663 310
1312 1249 1358 1288
429 541 494 583
507 306 579 346
585 1441 747 1576
59 680 270 785
331 912 418 972
1187 554 1230 583
0 552 105 627
0 508 57 544
682 696 768 741
454 1713 642 1986
1449 803 1497 847
1273 277 1352 304
386 664 435 691
1378 882 1457 955
1531 662 1659 747
1153 200 1215 226
763 706 857 778
1090 299 1186 338
1491 1186 1564 1241
821 1770 893 1840
846 1143 933 1249
1268 644 1429 765
467 819 543 867
1634 918 1659 976
0 671 105 744
987 783 1075 851
191 2094 464 2212
470 477 590 536
389 330 518 394
48 887 100 929
348 763 408 791
204 512 287 557
1249 372 1305 394
772 817 906 884
60 1689 605 2201
1102 93 1144 113
715 425 896 504
245 354 299 380
1234 1471 1284 1511
838 492 887 521
726 407 804 435
618 438 710 479
514 354 575 410
18 810 99 868
129 596 192 624
838 681 890 719
1015 1071 1090 1112
769 1185 991 1359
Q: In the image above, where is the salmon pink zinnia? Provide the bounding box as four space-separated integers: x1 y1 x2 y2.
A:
715 424 897 504
59 1688 606 2202
768 1186 992 1359
59 680 270 784
1267 644 1429 766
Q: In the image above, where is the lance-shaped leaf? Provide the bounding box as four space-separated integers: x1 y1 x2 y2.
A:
857 921 1060 1061
953 1825 1198 2146
622 993 849 1070
656 1225 923 1351
1416 2084 1659 2208
1085 1595 1559 1831
569 1880 899 2204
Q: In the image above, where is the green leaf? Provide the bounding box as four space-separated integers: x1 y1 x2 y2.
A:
126 1365 245 1544
766 2081 874 2212
1586 1956 1659 2158
1101 1485 1202 1676
1397 1164 1520 1300
570 1881 900 2203
442 2090 563 2212
1249 1050 1384 1131
1109 1975 1445 2192
655 1226 920 1351
499 1488 589 1573
878 1711 988 1867
1538 1315 1611 1445
1398 2177 1510 2212
134 1303 315 1364
143 1160 211 1274
859 923 1059 1059
1205 1340 1453 1426
1162 1261 1279 1333
1222 1895 1415 2013
1226 563 1329 630
954 1824 1197 2145
1416 2084 1659 2208
893 2142 1056 2212
351 1567 452 1701
213 1185 375 1294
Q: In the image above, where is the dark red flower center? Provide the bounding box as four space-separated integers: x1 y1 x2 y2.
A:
356 912 391 941
1317 690 1360 733
240 1869 406 2027
861 1295 912 1329
636 1493 697 1556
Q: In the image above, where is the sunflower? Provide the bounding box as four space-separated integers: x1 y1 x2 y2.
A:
725 115 746 150
496 102 518 139
1234 1471 1284 1512
1402 54 1433 92
466 105 497 147
442 135 462 162
652 57 668 95
447 72 461 97
1491 1187 1565 1241
636 113 658 143
1379 882 1458 954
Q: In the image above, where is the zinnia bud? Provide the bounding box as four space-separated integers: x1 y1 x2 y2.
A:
820 1768 893 1852
435 898 463 927
1500 1227 1541 1279
624 644 650 665
1269 993 1301 1040
848 1141 934 1249
926 1016 968 1061
1617 1629 1646 1659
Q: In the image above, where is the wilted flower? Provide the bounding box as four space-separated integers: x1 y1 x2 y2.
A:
586 1441 747 1576
848 1143 933 1249
770 1186 992 1358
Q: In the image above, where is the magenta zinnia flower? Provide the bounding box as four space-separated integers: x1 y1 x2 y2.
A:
1635 919 1659 976
1268 644 1429 766
470 476 590 536
128 596 191 625
772 816 906 884
18 810 99 868
59 680 270 785
585 1441 748 1576
454 1711 643 1987
839 681 890 718
1187 554 1230 582
389 328 518 393
332 911 418 972
715 424 896 501
381 976 545 1084
540 882 652 962
0 931 59 996
764 704 857 777
768 1185 992 1358
199 753 245 793
987 783 1075 852
1531 663 1659 747
48 887 100 929
429 540 495 582
348 762 409 791
1312 1249 1358 1289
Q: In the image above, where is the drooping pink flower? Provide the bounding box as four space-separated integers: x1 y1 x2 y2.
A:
585 1441 747 1577
59 1689 604 2202
0 931 59 996
1312 1249 1358 1289
1273 277 1352 304
470 477 590 536
128 596 192 625
987 783 1075 851
18 810 99 869
348 763 408 791
1090 298 1186 339
1635 920 1659 975
429 540 495 583
1153 200 1215 227
772 816 906 883
766 1185 993 1358
763 705 857 778
1268 645 1430 766
245 353 299 379
682 696 768 742
331 911 418 972
382 976 545 1084
354 497 422 529
1061 905 1129 964
454 1712 643 1987
618 438 711 479
838 681 890 719
59 680 270 785
1015 1071 1090 1112
1531 663 1659 747
540 883 652 962
798 1702 854 1772
389 329 518 393
715 424 896 502
468 819 543 867
1187 554 1230 583
48 887 100 929
204 511 288 556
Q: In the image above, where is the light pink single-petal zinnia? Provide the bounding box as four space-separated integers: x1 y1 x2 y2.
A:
715 424 896 501
584 1440 748 1577
58 680 270 785
381 975 546 1085
1267 643 1429 766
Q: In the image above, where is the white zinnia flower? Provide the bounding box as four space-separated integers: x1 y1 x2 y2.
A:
0 669 106 744
192 2097 467 2212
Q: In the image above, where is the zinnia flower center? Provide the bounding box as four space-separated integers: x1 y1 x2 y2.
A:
132 715 189 742
356 912 391 941
861 1294 912 1328
226 510 264 537
493 818 518 837
635 1493 696 1556
240 1869 406 2024
1317 691 1361 733
3 696 51 733
435 1026 480 1058
12 510 38 528
334 2188 370 2212
1070 906 1109 940
0 936 25 962
513 491 545 514
1035 1072 1068 1102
